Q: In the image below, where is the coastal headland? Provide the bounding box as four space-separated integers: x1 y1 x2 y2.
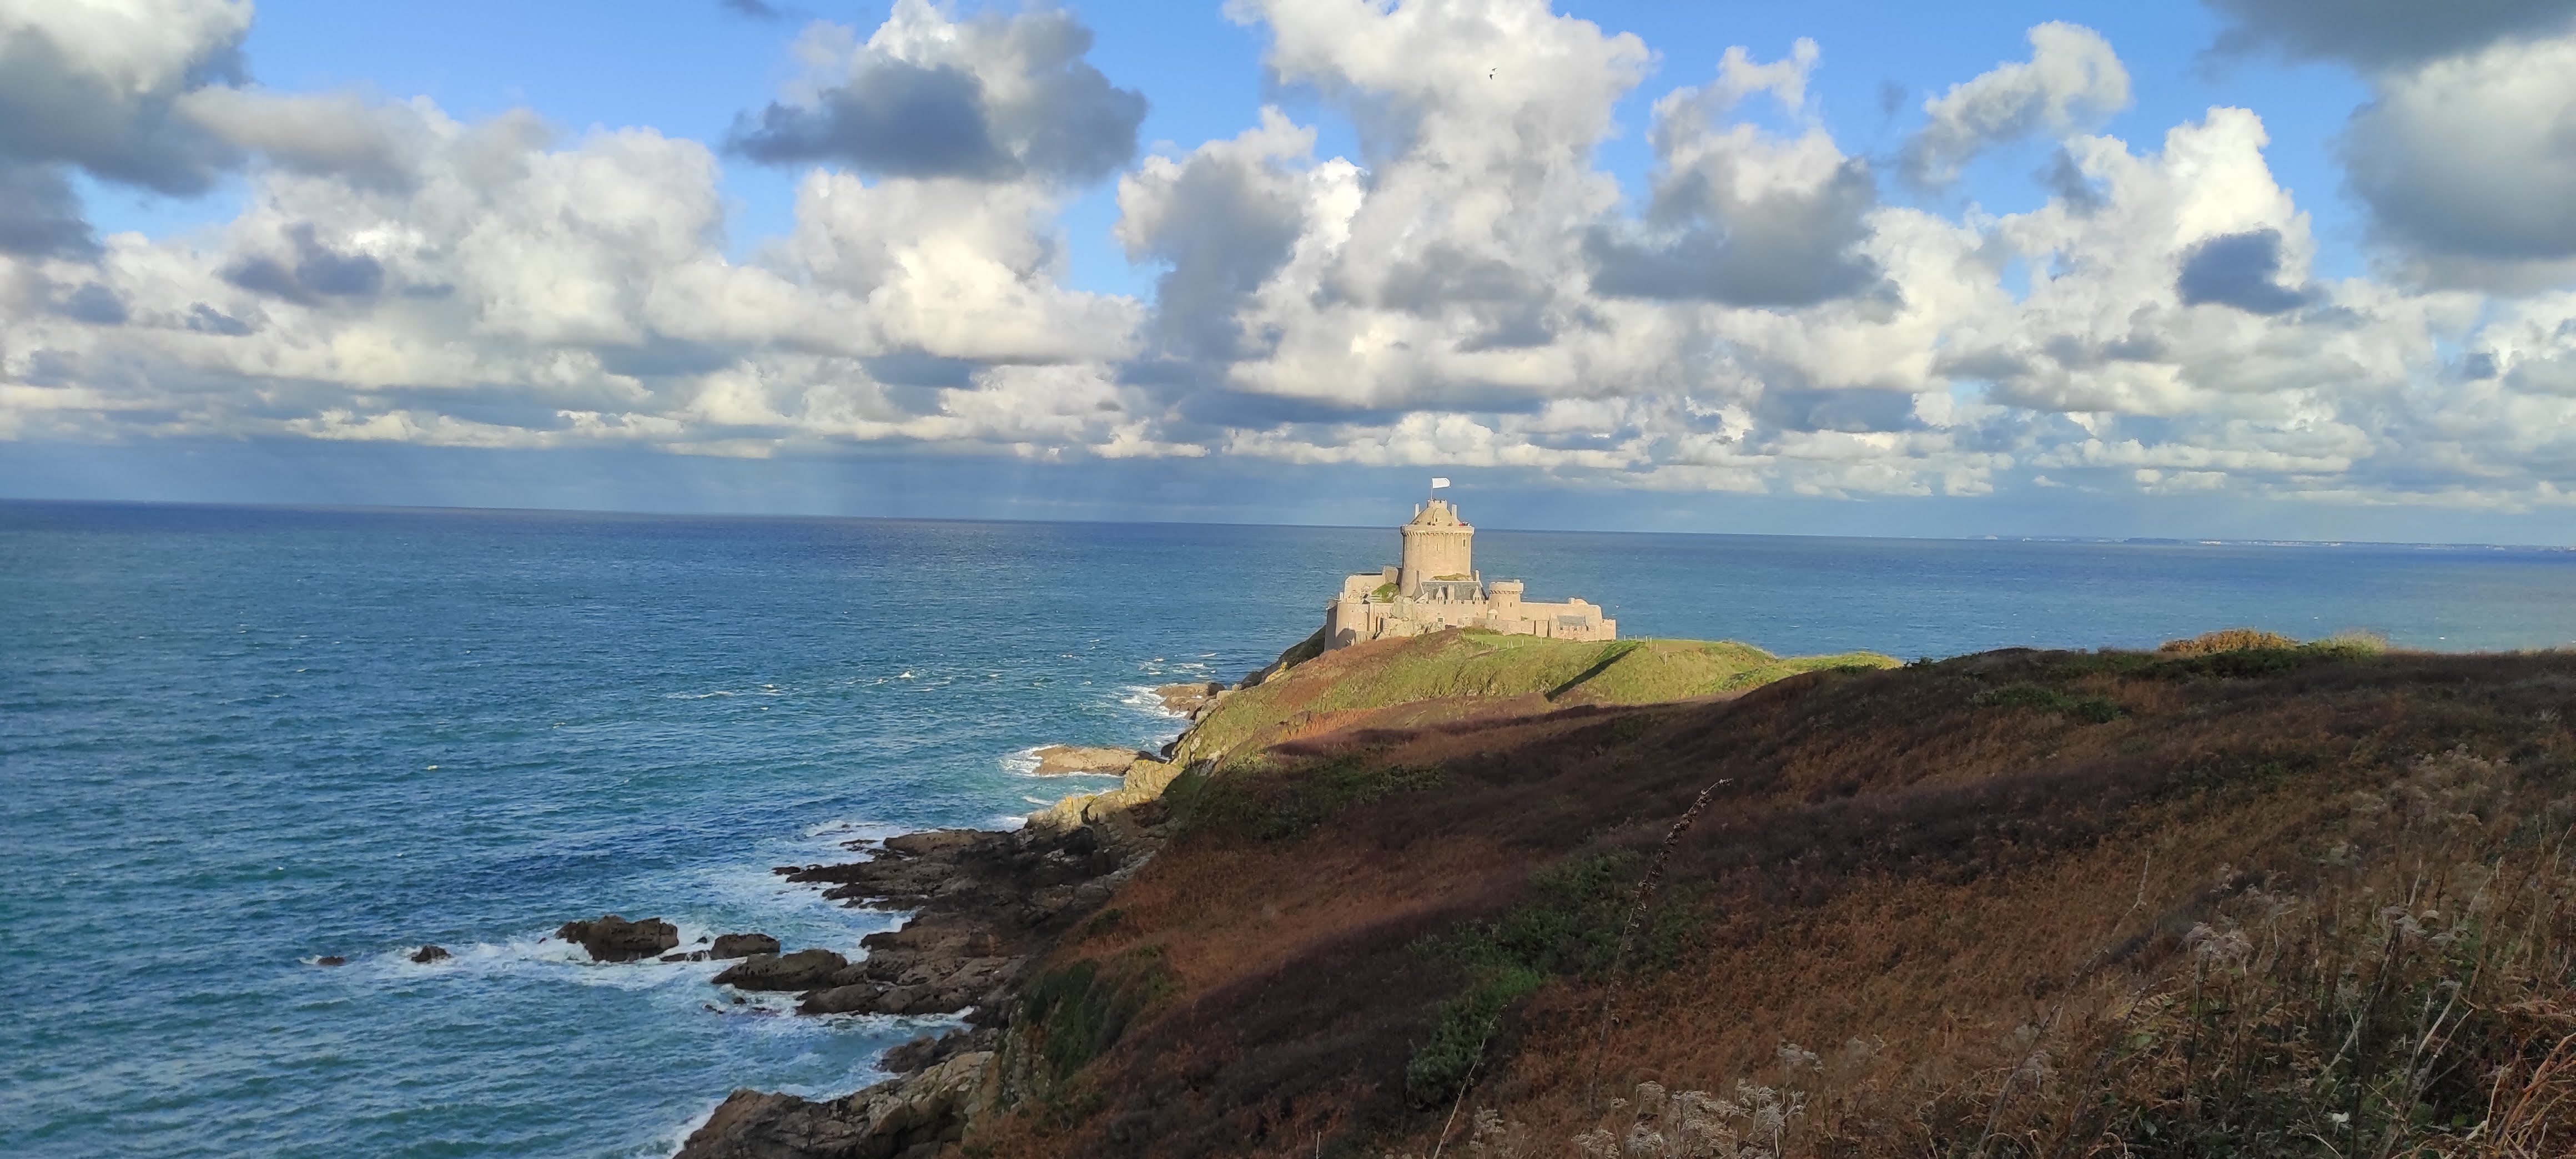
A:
658 626 2576 1157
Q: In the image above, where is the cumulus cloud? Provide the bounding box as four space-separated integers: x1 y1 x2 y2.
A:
0 8 1140 460
727 0 1145 184
1900 22 2131 188
1116 109 1330 361
177 87 430 190
1586 40 1885 308
1186 0 1654 409
0 0 250 194
2339 33 2576 287
22 0 2576 517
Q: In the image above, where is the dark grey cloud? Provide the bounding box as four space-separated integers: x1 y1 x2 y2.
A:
221 225 385 306
593 336 736 379
2039 148 2106 215
731 61 1011 179
2342 90 2576 270
864 351 982 388
1584 160 1884 308
727 9 1143 184
0 164 98 258
2204 0 2576 69
0 14 252 266
1381 246 1536 314
54 281 129 325
1754 386 1921 434
186 303 256 337
2177 229 2311 314
720 0 786 19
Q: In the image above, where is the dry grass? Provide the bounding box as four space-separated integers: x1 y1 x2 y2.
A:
970 643 2576 1159
2158 627 2301 656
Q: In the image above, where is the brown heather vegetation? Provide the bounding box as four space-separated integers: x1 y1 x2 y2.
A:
969 633 2576 1158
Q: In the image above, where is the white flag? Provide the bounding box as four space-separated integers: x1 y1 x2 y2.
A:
1430 477 1451 489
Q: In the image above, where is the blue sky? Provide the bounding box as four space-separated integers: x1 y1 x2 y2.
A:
7 0 2576 541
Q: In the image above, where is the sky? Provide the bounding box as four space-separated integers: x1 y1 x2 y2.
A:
7 1 2576 541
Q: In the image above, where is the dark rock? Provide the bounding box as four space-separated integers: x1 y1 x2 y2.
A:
712 948 849 991
880 1028 994 1074
410 945 451 964
314 956 346 966
711 933 781 959
555 914 680 963
674 1052 994 1159
661 951 709 963
798 982 887 1016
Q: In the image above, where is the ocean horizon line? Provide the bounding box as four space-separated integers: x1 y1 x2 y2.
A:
7 495 2569 556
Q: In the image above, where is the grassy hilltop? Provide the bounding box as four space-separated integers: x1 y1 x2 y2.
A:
1169 631 1898 766
970 630 2576 1159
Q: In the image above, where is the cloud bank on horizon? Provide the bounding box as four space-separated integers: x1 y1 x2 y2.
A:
8 0 2576 520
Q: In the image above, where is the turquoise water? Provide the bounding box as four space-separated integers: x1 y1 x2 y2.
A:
9 501 2576 1157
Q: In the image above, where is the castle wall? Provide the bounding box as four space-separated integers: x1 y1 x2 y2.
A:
1398 526 1473 595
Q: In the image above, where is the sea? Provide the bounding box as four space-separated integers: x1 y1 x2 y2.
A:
9 499 2576 1157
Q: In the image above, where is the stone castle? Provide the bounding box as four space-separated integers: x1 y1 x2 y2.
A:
1322 498 1616 651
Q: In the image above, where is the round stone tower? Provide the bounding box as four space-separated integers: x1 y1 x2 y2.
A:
1397 499 1475 596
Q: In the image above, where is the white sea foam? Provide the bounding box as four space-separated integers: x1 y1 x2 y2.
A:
665 690 736 699
1120 684 1190 720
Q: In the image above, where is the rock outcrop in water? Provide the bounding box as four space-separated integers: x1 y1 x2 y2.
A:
555 914 678 963
711 948 848 991
678 822 1148 1157
681 1050 998 1159
1028 745 1142 775
710 933 779 959
1152 681 1221 715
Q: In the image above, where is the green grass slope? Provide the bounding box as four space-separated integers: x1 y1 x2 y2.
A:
1170 630 1895 766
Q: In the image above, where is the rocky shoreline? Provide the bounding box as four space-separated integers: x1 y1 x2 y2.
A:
654 671 1261 1159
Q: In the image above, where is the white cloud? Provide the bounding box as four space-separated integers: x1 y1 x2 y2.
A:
1901 22 2131 188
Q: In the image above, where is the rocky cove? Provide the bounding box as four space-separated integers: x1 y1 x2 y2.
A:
654 672 1239 1158
521 666 1269 1158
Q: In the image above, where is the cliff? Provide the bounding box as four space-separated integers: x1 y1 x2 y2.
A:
687 630 2576 1158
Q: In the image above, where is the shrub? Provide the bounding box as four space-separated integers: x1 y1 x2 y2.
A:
1019 950 1174 1081
2308 628 2389 658
1405 852 1698 1106
2157 628 2298 656
1971 683 2125 723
